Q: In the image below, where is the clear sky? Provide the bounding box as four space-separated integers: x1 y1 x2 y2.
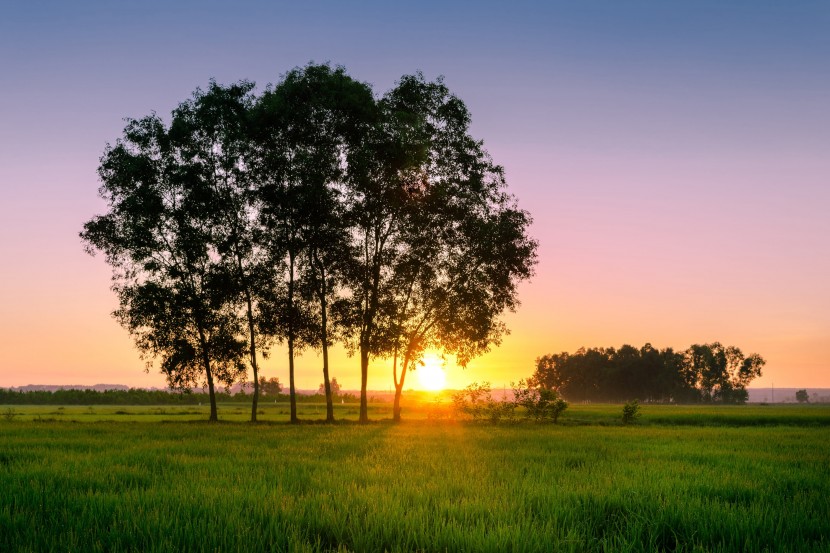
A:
1 1 828 390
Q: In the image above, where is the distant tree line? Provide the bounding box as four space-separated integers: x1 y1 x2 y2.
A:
532 342 765 404
80 63 536 422
0 388 215 406
0 382 362 406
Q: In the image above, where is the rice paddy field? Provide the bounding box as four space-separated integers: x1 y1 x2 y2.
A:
1 403 829 552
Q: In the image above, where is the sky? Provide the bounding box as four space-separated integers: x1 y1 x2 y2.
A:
1 1 828 390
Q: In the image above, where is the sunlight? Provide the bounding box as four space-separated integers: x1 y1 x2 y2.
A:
417 353 447 391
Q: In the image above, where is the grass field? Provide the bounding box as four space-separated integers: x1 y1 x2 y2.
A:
1 404 829 552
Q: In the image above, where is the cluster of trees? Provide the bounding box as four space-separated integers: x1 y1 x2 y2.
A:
81 64 537 423
532 342 765 404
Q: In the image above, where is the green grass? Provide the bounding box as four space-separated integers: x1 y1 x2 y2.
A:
1 405 829 552
4 401 829 426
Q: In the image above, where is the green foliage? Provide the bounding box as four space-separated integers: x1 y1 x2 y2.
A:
796 389 810 403
81 64 537 423
452 380 568 424
512 379 568 423
258 376 282 396
2 407 15 422
622 399 641 424
534 342 765 404
451 382 496 421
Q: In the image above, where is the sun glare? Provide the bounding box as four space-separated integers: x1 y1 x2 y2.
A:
417 353 446 391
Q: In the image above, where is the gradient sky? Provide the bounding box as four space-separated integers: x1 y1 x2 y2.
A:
1 1 828 390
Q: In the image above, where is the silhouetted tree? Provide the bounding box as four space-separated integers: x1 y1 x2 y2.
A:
339 73 536 422
318 377 342 398
167 80 280 422
81 113 247 421
796 389 809 403
274 65 373 422
259 376 282 396
685 343 764 403
532 342 763 404
379 75 537 421
250 64 376 423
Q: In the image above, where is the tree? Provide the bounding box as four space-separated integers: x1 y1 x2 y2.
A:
531 353 569 392
81 113 247 421
166 80 278 422
259 376 282 396
318 377 342 398
795 389 809 403
252 64 374 423
384 76 537 421
340 73 536 422
685 343 764 404
532 342 761 403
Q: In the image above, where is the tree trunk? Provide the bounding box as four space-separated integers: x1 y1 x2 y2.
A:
393 382 404 422
392 352 410 423
359 252 381 424
245 288 259 423
321 306 334 422
205 365 218 422
317 260 334 422
288 251 298 424
196 323 218 422
359 346 369 423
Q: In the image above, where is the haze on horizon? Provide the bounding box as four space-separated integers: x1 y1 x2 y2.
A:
0 1 828 390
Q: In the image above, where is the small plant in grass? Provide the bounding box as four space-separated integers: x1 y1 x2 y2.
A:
622 399 641 424
2 407 16 422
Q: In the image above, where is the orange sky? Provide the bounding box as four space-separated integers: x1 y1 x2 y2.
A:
1 2 828 390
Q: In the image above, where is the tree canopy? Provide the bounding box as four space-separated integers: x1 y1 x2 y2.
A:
532 342 765 404
81 64 537 422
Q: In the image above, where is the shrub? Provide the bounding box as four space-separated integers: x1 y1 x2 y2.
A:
622 399 641 424
512 380 568 423
451 383 516 423
452 382 492 421
486 398 517 424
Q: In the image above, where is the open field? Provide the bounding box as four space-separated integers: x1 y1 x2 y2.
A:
1 406 829 552
2 401 830 425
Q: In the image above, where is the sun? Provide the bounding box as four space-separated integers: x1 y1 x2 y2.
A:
417 353 447 391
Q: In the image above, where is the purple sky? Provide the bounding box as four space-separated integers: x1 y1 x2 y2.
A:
1 1 828 389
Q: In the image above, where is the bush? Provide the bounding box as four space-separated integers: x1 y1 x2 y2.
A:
485 399 517 424
452 382 491 421
452 383 516 423
512 380 568 423
622 399 641 424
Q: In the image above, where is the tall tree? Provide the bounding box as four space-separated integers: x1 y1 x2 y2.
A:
168 80 276 422
252 64 374 423
81 114 247 421
339 73 538 422
292 66 374 422
381 75 537 421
